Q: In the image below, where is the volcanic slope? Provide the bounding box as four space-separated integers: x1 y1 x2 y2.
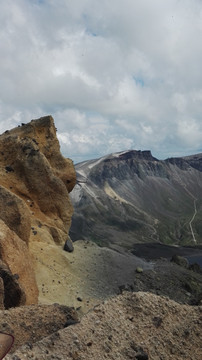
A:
70 150 202 248
6 291 202 360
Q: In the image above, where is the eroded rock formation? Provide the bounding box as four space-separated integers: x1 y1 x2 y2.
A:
0 116 76 307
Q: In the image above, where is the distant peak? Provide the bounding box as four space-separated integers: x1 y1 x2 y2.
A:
109 149 157 161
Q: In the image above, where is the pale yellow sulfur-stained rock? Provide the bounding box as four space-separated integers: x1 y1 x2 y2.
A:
0 116 76 243
0 186 31 243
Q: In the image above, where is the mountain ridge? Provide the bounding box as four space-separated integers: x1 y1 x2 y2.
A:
70 149 202 248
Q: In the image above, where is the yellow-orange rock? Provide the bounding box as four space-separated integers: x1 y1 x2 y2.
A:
0 220 38 305
0 186 31 243
0 116 76 306
0 116 76 245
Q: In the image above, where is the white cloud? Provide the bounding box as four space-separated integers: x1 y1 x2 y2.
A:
171 93 187 113
177 118 202 147
0 0 202 162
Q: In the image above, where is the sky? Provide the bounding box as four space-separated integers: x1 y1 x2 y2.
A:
1 0 202 163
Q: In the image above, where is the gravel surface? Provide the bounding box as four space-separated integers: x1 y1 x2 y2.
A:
5 291 202 360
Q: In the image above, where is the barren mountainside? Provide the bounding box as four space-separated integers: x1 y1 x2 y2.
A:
70 150 202 248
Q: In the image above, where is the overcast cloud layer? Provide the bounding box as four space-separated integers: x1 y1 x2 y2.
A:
1 0 202 163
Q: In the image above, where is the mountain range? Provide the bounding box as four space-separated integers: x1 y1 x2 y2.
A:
70 150 202 249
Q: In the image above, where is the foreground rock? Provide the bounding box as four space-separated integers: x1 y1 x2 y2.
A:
5 292 202 360
0 303 78 353
0 116 76 306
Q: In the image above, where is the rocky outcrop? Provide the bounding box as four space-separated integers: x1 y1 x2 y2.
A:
0 116 76 307
0 303 78 353
0 116 76 244
171 254 189 268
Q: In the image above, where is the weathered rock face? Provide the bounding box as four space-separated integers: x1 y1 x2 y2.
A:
0 116 76 243
0 116 76 307
0 186 31 243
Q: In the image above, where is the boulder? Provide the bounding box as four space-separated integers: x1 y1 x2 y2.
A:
170 255 189 268
64 237 74 252
188 262 202 274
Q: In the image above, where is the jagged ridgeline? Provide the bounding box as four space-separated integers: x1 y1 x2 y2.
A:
70 150 202 248
0 116 76 308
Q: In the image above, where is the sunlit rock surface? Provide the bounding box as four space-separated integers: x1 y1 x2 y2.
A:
0 116 76 306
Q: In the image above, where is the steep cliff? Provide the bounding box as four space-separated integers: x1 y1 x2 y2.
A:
0 116 76 306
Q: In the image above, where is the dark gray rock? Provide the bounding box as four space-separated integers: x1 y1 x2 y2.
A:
63 238 74 253
189 263 202 274
171 255 189 268
5 166 14 172
0 260 26 309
